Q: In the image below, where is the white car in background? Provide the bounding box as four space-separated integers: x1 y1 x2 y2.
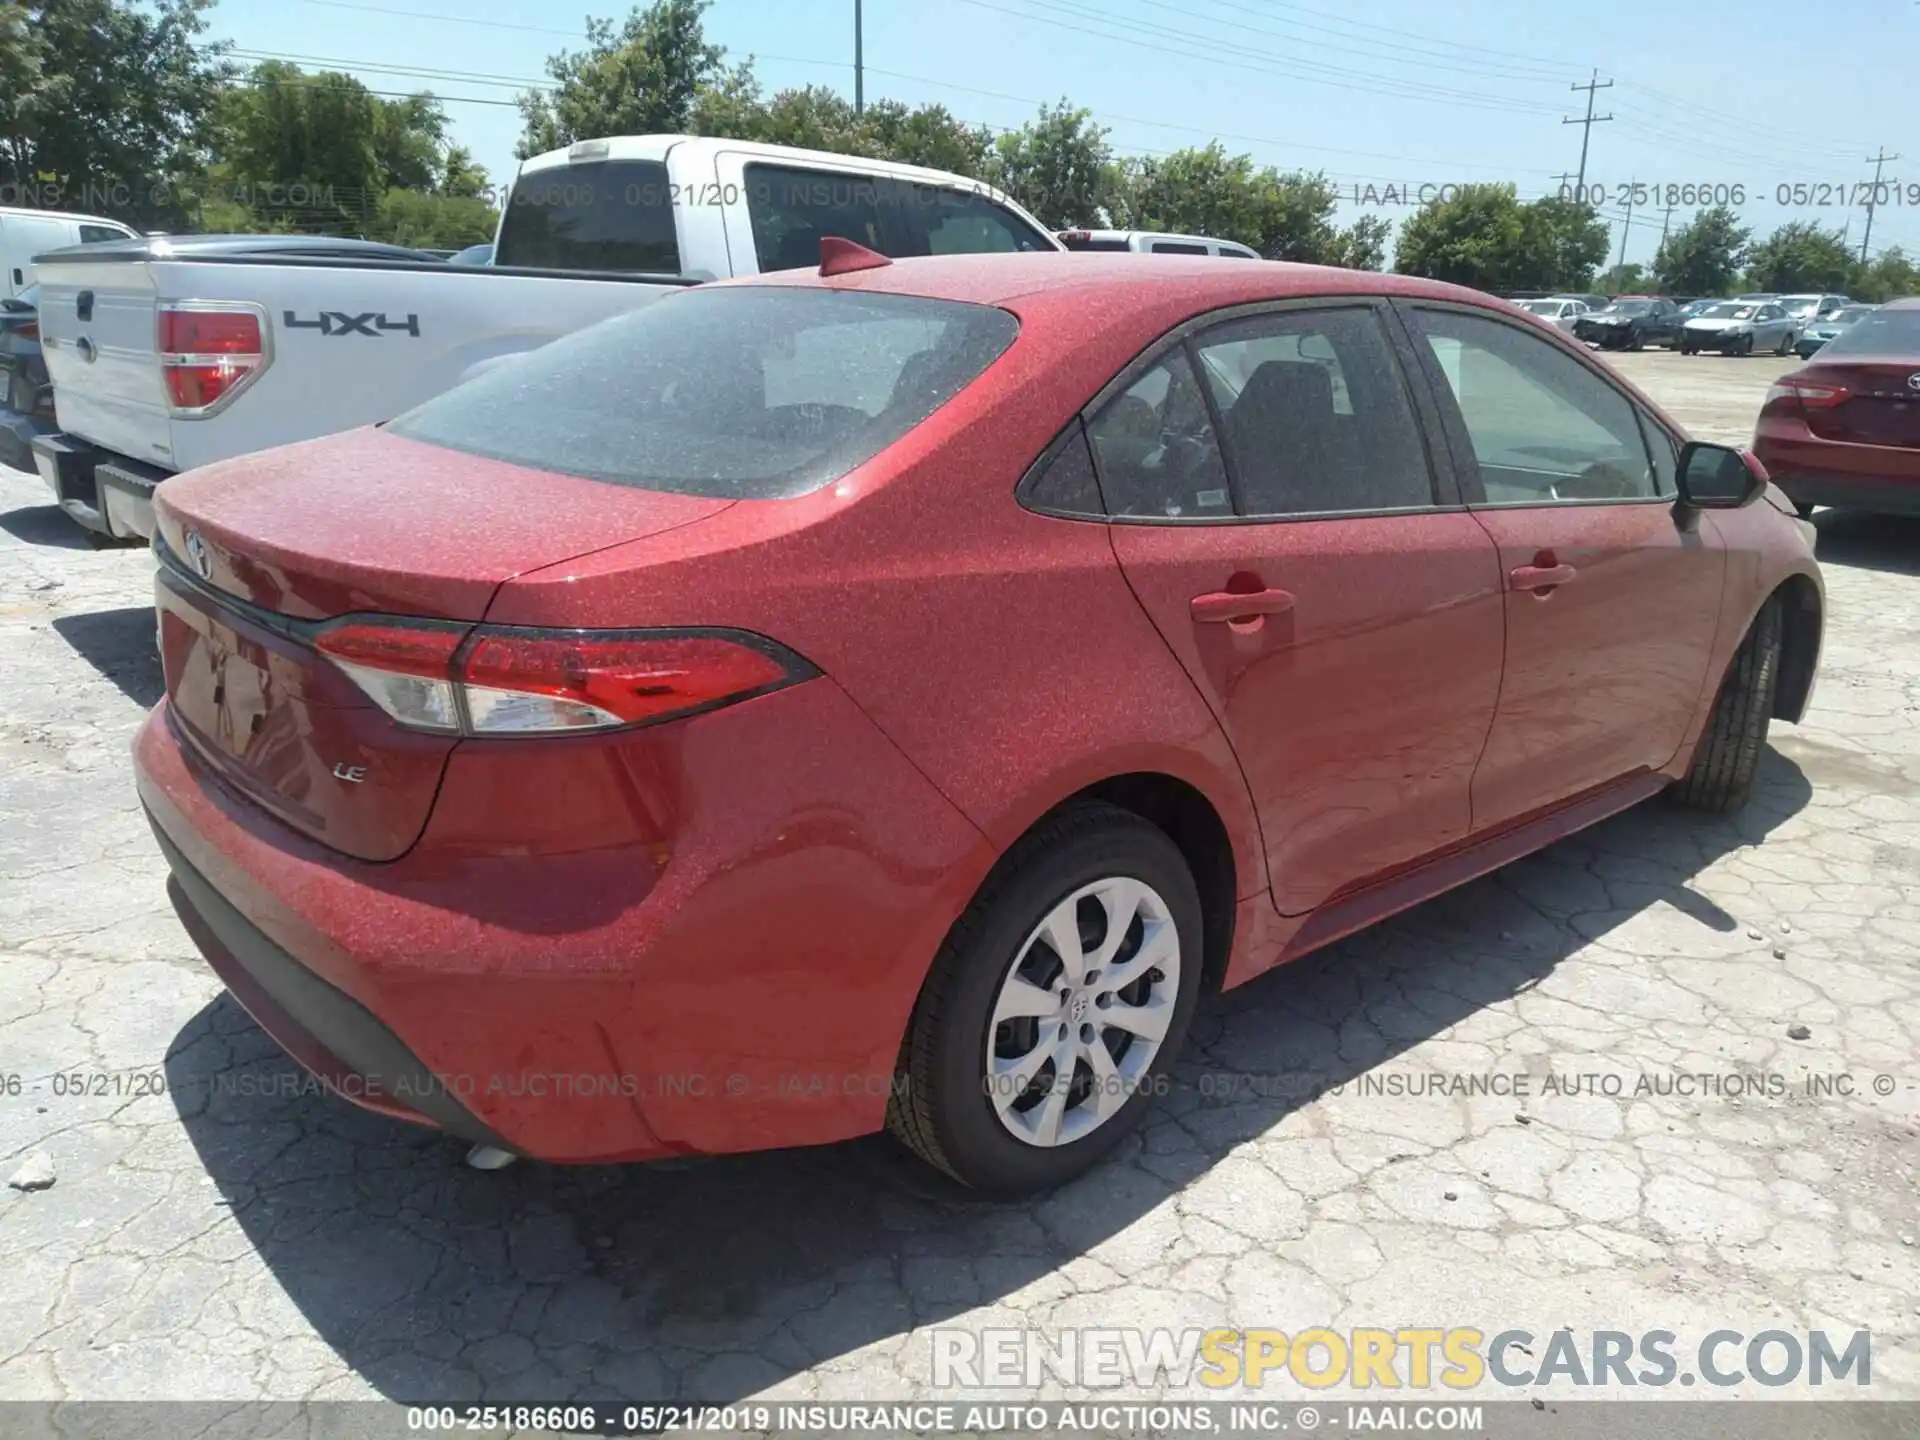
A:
1056 228 1261 258
1513 296 1591 332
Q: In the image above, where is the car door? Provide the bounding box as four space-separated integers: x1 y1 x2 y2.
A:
1096 301 1506 915
1397 302 1727 834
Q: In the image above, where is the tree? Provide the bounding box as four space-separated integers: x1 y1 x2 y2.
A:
518 0 724 157
986 103 1119 229
1517 195 1609 290
375 188 498 249
1743 221 1856 293
1324 214 1391 272
1652 206 1748 296
0 0 234 227
858 100 992 179
1393 183 1528 289
1852 246 1919 303
1118 144 1265 246
1596 262 1646 295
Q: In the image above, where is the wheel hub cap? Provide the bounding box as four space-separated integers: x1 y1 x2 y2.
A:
986 875 1181 1149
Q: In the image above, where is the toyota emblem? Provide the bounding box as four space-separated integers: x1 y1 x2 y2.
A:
1908 373 1920 393
184 530 213 580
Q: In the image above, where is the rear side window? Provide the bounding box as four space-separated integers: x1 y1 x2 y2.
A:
1151 241 1210 255
495 160 680 273
386 286 1017 500
1193 308 1435 515
744 162 1052 271
1086 351 1233 519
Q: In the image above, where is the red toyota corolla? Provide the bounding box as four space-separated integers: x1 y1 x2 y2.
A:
1753 297 1920 517
136 249 1824 1195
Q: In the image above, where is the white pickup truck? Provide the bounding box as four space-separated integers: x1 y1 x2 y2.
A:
32 135 1060 540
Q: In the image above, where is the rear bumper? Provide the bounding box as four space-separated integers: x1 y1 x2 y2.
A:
29 431 171 539
1755 428 1920 515
133 676 991 1164
154 811 512 1149
1768 473 1920 516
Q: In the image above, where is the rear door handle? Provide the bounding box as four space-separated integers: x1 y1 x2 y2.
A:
1191 587 1295 623
1510 563 1576 592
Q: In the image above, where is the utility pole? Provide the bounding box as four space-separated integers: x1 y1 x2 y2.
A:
1552 170 1577 202
854 0 864 115
1616 181 1637 277
1659 202 1678 248
1860 147 1900 264
1562 70 1614 202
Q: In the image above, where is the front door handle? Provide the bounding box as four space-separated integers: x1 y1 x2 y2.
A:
1511 562 1576 592
1191 587 1295 623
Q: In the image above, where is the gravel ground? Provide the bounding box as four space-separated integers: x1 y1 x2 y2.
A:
1 349 1917 1408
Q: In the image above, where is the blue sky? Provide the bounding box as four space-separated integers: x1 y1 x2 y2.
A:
209 0 1919 264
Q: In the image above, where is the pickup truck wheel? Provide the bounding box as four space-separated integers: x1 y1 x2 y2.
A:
1670 596 1782 815
887 801 1203 1196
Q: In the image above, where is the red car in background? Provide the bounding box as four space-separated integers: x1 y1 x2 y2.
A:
135 248 1824 1196
1755 296 1920 516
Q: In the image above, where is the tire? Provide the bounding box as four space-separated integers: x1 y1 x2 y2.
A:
1628 330 1645 352
1793 500 1816 520
1738 335 1756 357
1680 343 1696 356
1775 332 1792 356
887 801 1205 1195
1670 596 1783 814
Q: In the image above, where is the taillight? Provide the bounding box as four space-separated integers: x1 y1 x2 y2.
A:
158 303 269 415
1765 377 1849 409
14 321 37 341
315 619 814 736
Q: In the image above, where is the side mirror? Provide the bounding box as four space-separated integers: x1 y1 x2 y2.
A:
1675 441 1767 511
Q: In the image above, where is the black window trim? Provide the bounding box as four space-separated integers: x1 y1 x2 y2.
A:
1071 295 1465 528
1391 297 1676 514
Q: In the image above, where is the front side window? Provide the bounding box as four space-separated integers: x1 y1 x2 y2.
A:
79 224 133 244
1193 308 1435 515
1411 308 1658 505
387 286 1017 500
744 163 1051 272
495 160 680 273
1085 351 1232 519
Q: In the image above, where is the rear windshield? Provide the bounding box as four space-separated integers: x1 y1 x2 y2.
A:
1816 307 1920 357
743 162 1053 270
1609 300 1653 314
1060 236 1132 251
494 160 680 273
386 286 1019 499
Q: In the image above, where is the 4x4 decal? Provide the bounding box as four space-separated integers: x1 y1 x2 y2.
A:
282 311 421 337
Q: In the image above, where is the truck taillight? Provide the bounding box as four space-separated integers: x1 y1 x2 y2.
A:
314 620 815 736
158 303 269 416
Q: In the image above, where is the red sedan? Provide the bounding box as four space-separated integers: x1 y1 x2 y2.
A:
136 248 1824 1195
1754 297 1920 516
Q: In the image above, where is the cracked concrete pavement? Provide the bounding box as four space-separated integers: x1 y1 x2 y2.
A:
1 349 1917 1407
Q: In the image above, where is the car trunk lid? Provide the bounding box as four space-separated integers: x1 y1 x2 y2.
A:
1797 361 1920 448
151 426 733 860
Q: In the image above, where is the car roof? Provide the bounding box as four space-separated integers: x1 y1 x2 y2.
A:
723 251 1495 312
